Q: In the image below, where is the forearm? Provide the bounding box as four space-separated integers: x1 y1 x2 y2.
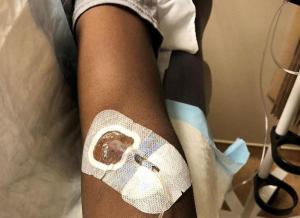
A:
77 6 173 139
76 5 196 217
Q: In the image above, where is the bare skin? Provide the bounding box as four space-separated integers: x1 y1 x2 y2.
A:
76 5 196 218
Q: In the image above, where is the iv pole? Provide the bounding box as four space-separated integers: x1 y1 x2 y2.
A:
258 74 300 179
241 73 300 218
224 1 300 217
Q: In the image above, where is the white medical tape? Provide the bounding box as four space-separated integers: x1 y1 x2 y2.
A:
82 110 191 214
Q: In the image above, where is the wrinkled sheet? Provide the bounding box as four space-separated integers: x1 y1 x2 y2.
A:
0 1 82 218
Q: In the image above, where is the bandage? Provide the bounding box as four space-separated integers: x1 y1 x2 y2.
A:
82 110 191 214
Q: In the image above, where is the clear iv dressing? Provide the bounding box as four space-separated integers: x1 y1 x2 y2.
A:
82 110 191 214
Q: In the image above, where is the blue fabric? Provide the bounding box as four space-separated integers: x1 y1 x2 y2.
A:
166 99 249 175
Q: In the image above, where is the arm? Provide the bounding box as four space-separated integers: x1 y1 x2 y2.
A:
76 5 196 217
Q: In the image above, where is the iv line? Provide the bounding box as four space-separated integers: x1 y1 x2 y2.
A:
231 0 292 191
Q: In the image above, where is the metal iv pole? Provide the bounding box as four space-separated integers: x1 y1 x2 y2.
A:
240 73 299 218
254 73 300 216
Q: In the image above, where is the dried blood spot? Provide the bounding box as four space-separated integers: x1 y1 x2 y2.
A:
93 131 134 164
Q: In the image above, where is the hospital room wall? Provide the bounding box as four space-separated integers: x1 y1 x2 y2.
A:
202 0 299 144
